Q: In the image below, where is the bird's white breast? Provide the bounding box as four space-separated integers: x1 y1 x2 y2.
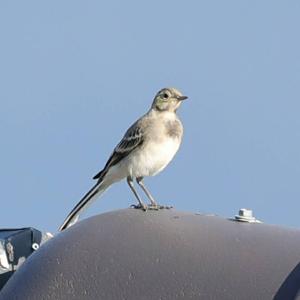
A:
128 137 181 178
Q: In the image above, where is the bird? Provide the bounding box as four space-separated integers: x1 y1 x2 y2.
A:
59 87 188 231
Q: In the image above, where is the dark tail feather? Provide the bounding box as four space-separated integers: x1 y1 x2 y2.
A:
59 181 107 231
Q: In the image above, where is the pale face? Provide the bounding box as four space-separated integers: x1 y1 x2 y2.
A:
152 88 188 112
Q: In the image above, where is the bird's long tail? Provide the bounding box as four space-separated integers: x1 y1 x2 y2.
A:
59 181 109 231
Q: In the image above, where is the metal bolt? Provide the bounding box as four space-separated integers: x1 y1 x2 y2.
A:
235 208 261 223
32 243 39 251
239 208 253 218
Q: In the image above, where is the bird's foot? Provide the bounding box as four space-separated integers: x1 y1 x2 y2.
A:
130 203 173 211
147 204 173 210
130 204 148 211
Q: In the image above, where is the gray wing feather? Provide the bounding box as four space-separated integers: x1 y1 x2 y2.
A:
93 122 144 180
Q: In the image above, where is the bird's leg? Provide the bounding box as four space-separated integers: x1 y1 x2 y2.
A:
136 177 172 210
127 176 147 211
136 177 158 208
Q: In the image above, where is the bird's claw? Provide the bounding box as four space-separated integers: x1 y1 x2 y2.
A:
130 204 173 211
148 204 173 210
131 204 148 211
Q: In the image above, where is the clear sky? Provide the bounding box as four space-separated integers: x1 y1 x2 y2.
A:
1 1 300 233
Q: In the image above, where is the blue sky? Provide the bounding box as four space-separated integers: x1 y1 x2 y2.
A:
1 1 300 232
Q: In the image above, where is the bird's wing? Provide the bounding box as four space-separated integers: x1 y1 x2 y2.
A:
93 122 144 180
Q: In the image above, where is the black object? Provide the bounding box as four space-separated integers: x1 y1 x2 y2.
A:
1 209 300 299
0 228 42 290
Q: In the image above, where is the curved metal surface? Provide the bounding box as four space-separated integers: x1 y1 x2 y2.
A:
1 209 300 299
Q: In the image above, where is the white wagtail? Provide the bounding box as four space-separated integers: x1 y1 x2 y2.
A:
59 87 187 231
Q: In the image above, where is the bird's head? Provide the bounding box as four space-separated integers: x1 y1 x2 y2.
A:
152 87 188 112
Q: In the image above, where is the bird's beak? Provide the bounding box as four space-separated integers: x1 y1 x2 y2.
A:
177 95 188 101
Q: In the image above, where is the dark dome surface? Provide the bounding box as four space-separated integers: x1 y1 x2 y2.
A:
1 209 300 300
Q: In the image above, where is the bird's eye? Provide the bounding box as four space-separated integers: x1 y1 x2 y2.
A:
163 93 169 99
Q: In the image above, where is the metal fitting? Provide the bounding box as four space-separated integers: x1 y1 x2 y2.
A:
32 243 39 251
235 208 261 223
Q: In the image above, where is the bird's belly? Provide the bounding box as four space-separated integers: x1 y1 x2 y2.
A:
128 138 181 178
